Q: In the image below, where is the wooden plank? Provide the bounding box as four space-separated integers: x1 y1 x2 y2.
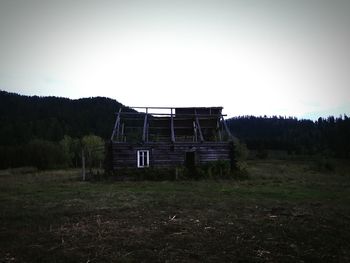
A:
149 119 171 128
172 129 194 136
130 106 223 110
111 141 231 147
148 126 173 129
175 107 223 115
119 112 227 117
111 141 233 169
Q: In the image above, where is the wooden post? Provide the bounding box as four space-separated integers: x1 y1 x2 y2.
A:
116 118 121 142
194 109 204 142
82 149 86 181
221 116 225 140
171 108 175 143
146 122 149 142
193 120 197 142
195 117 204 142
217 119 222 142
142 108 148 142
111 108 122 141
121 123 124 141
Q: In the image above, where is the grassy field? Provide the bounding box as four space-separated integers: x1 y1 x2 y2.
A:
0 159 350 262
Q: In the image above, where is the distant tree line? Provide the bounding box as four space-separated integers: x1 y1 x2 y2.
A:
0 90 132 145
226 115 350 158
0 91 126 169
0 90 349 169
0 135 105 170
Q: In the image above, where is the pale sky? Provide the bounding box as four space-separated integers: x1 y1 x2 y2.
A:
1 0 350 119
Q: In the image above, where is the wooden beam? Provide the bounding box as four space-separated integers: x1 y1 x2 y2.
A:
142 108 148 142
146 122 149 142
116 112 121 141
119 112 227 117
194 109 204 142
130 106 223 110
193 120 197 142
217 119 222 142
111 108 122 141
195 116 204 142
171 108 175 143
121 123 125 142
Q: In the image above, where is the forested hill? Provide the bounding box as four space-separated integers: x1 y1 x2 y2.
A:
1 90 349 159
226 115 350 158
0 90 128 145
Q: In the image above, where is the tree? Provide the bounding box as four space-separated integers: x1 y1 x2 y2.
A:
59 135 81 167
81 135 105 168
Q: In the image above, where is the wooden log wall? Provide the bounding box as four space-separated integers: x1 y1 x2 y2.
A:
111 141 232 169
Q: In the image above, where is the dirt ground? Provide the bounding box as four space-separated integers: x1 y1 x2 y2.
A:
0 159 349 262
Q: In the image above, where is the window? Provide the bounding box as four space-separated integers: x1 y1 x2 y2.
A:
137 150 149 168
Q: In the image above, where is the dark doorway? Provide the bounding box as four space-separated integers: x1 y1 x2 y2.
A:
185 151 196 169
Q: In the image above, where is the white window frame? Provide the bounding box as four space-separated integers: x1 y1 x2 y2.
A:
137 150 149 168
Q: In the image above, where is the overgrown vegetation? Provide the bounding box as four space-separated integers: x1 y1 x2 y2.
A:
106 163 238 181
0 159 349 262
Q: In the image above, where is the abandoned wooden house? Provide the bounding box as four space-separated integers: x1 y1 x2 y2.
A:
108 106 234 170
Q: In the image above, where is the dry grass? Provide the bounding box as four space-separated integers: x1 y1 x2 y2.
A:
0 159 349 262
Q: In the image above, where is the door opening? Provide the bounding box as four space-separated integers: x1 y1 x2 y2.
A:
185 151 196 169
